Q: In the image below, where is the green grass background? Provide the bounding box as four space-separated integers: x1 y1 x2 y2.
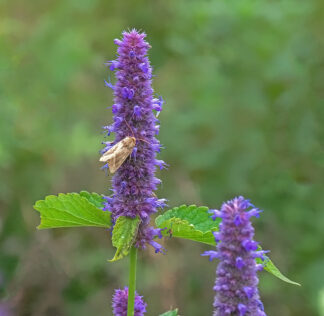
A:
0 0 323 315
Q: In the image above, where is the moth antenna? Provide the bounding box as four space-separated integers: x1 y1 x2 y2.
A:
124 119 151 145
137 137 150 145
124 119 135 138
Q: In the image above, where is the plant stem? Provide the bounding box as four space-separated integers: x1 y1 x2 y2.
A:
127 246 138 316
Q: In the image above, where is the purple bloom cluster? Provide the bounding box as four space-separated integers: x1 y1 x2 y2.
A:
112 287 147 316
202 196 267 316
0 303 12 316
103 30 166 252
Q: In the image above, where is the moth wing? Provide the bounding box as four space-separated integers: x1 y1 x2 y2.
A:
99 137 136 173
99 141 123 162
107 148 132 173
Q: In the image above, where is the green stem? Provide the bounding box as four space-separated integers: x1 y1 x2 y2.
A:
127 246 138 316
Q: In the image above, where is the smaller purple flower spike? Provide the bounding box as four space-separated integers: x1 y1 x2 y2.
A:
112 287 147 316
204 196 267 316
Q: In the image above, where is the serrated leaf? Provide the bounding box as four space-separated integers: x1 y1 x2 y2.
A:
34 192 111 229
79 191 104 209
156 205 217 232
155 205 220 245
156 205 300 286
110 216 140 262
159 309 179 316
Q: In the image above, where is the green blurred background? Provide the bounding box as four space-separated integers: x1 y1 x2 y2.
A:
1 0 323 315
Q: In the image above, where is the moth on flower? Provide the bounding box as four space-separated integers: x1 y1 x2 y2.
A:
99 136 136 173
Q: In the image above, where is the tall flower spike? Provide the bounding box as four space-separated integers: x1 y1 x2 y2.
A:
203 196 266 316
112 287 147 316
103 30 166 252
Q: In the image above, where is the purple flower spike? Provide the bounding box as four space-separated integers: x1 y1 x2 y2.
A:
208 196 267 316
112 287 147 316
102 30 166 252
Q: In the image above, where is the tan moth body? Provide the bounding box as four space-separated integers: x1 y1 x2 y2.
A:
99 136 136 173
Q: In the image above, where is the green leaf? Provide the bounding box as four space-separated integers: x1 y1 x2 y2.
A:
34 192 111 229
260 256 301 286
156 205 300 286
155 205 220 245
79 191 105 209
159 309 179 316
110 216 140 262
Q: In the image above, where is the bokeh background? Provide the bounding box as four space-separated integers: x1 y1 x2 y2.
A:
1 0 323 315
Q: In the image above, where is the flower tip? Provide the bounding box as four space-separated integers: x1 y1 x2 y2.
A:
101 163 109 170
243 286 254 299
242 239 259 252
247 208 263 218
234 215 242 226
104 79 115 90
113 38 123 46
235 257 245 269
201 250 219 261
238 303 247 316
212 231 221 242
256 264 264 271
139 62 149 73
209 209 222 220
149 240 166 254
253 250 270 261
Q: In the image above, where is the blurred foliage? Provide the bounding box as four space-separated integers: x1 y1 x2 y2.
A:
0 0 323 315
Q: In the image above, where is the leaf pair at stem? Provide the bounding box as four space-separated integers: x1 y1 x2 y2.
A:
34 191 300 286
